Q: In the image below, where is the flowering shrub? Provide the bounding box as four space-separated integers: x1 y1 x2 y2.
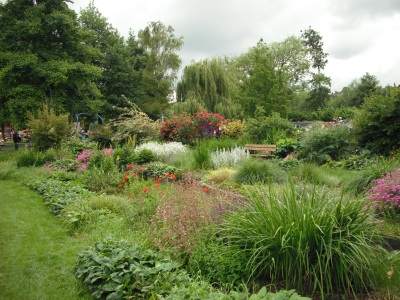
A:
160 114 196 144
134 141 188 162
193 111 228 139
211 147 249 169
160 111 228 144
366 168 400 219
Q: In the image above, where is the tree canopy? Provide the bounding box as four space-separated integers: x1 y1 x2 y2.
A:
0 0 102 128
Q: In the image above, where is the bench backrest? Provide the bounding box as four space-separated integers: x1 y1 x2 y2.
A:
244 144 277 152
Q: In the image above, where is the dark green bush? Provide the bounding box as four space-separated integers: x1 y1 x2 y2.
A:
89 126 114 149
274 138 300 158
133 149 156 164
297 124 353 165
112 145 136 170
352 86 400 155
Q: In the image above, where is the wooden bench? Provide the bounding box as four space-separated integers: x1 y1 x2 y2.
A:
245 144 277 158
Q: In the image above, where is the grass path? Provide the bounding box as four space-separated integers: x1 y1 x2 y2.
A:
0 180 92 300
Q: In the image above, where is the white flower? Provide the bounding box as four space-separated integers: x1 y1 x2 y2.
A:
211 147 249 169
135 141 188 162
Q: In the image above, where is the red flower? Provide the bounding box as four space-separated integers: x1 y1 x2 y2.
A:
203 187 209 193
118 184 123 189
128 165 133 169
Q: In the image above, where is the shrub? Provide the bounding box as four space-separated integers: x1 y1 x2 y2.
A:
221 119 245 139
233 159 286 185
109 106 161 145
297 124 353 165
76 239 187 299
142 161 177 179
221 182 387 297
87 148 116 173
89 126 114 149
274 138 300 159
160 111 228 144
160 113 196 144
243 112 293 144
28 104 71 151
366 168 400 220
133 148 156 164
352 86 400 155
112 145 136 170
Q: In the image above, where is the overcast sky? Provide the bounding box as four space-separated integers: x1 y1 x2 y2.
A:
68 0 400 92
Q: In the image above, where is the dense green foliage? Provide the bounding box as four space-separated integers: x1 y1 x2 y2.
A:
0 0 102 128
296 124 353 165
352 86 400 154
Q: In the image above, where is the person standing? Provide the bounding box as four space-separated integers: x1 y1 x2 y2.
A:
13 131 21 150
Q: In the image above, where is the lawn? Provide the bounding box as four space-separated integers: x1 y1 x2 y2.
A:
0 179 92 300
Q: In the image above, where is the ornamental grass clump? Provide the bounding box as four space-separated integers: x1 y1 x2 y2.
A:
221 182 387 298
211 146 249 169
366 168 400 220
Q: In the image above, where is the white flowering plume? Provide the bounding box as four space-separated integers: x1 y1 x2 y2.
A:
135 141 189 162
211 147 250 169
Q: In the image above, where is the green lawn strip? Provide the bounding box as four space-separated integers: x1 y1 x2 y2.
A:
0 180 92 300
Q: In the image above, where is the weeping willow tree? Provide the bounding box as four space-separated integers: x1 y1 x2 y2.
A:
175 57 241 119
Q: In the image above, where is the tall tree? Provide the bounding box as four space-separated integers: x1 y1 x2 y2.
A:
78 2 146 120
329 73 380 108
235 39 291 118
138 21 183 119
269 35 310 91
0 0 102 128
301 27 331 110
175 57 241 118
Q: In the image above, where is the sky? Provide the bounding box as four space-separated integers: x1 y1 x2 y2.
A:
67 0 400 92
